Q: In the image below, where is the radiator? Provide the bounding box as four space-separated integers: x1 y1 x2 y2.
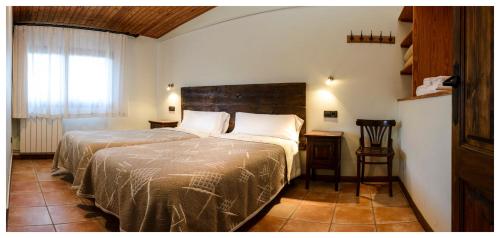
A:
20 118 63 153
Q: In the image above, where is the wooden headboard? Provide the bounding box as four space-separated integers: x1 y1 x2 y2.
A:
181 83 306 148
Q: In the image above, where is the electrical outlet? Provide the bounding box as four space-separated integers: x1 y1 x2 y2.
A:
324 111 338 118
168 106 175 112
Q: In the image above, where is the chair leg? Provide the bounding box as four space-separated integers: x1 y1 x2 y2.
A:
360 156 365 183
356 155 361 196
388 155 393 197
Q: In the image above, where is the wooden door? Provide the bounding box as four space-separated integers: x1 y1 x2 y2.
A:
451 6 494 232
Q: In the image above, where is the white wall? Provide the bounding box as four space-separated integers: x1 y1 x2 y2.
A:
6 6 13 207
156 6 411 177
39 36 158 133
398 95 452 231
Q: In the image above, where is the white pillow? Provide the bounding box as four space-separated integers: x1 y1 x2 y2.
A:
231 112 304 142
179 110 230 135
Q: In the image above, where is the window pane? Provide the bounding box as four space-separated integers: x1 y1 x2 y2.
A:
27 52 64 105
68 55 111 106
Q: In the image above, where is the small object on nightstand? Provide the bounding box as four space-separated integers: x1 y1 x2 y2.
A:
148 120 178 129
305 130 343 191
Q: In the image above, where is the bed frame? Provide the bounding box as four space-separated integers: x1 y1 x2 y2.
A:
181 83 307 149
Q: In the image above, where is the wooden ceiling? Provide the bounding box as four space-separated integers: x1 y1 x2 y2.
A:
12 6 215 38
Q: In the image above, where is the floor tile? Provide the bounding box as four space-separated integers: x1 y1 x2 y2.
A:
330 224 376 232
7 225 55 232
11 166 36 174
333 206 374 224
249 215 286 232
371 192 409 207
339 183 372 195
290 204 334 223
44 191 81 206
12 160 35 168
371 183 402 195
40 181 71 193
32 159 54 168
10 181 41 193
336 193 372 207
55 220 108 232
8 207 52 226
308 180 338 194
37 170 62 182
282 187 308 200
377 222 424 232
11 172 38 182
374 207 417 224
48 205 97 224
9 192 46 207
266 202 298 219
280 220 330 232
302 191 337 207
278 196 303 206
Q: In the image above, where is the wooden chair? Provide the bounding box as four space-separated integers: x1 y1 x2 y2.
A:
355 119 396 197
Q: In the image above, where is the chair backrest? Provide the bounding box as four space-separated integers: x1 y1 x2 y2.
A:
356 119 396 148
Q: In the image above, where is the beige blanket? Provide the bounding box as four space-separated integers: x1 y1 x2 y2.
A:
52 128 198 189
77 137 286 231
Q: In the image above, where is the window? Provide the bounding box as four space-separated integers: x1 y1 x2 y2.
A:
13 26 127 118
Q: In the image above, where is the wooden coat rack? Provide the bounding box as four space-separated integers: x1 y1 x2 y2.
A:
347 30 395 44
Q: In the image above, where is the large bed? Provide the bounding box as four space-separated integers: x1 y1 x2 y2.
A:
77 83 306 231
52 128 198 189
53 110 230 189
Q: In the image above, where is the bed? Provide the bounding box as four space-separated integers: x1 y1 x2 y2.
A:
52 110 230 189
77 83 306 231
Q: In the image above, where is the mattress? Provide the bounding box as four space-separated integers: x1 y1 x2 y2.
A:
52 128 200 189
77 136 293 231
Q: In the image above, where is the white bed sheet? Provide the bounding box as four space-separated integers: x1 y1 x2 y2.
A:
213 133 301 182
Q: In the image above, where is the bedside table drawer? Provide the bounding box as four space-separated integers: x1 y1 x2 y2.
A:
308 141 338 167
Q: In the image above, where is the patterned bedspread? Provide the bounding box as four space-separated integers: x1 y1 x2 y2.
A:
77 137 287 231
52 128 198 189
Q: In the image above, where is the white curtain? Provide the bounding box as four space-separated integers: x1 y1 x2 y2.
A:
12 25 128 118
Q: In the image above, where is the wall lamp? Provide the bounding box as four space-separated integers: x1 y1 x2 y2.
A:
326 75 335 85
166 83 174 91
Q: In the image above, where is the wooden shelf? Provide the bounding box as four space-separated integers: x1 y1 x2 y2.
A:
401 31 412 48
397 91 451 101
400 62 412 75
399 6 413 22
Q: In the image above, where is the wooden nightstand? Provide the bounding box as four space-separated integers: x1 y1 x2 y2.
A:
305 130 343 191
148 120 178 129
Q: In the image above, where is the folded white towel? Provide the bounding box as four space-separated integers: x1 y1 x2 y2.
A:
416 86 440 96
422 76 451 90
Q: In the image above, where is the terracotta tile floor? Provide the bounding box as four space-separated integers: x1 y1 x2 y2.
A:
8 159 424 232
7 159 119 232
248 179 425 232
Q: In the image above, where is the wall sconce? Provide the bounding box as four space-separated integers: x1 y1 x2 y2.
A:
325 75 335 85
166 83 174 91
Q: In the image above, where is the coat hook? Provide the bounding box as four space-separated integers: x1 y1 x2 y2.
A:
370 30 373 41
360 30 364 40
379 31 383 42
389 31 392 41
350 30 354 41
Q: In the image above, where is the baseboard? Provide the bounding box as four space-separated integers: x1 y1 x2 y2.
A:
398 179 434 232
13 152 55 160
300 174 433 232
